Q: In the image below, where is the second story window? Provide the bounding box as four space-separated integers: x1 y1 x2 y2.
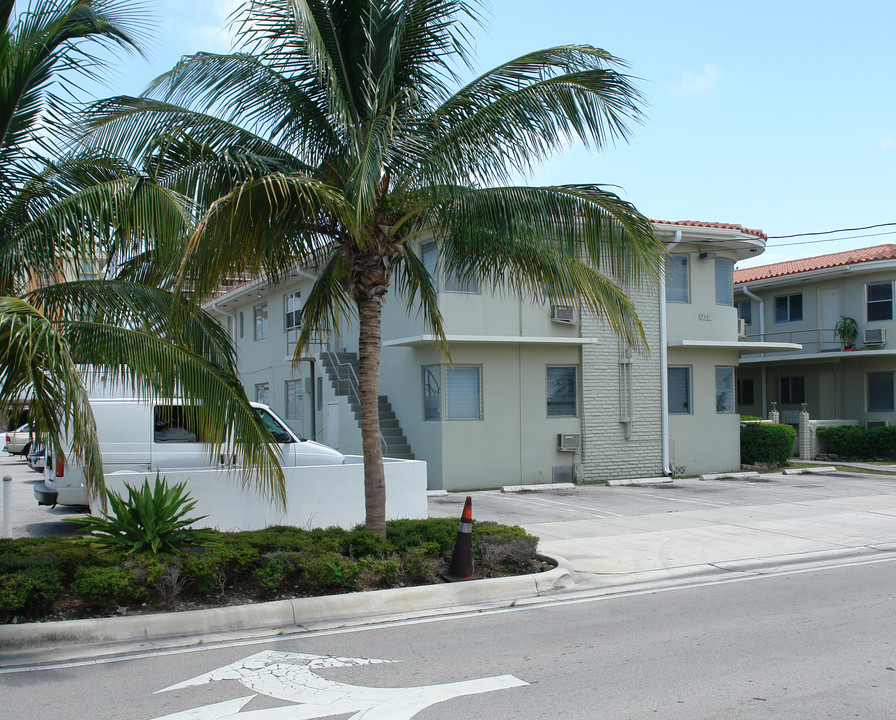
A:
736 299 752 326
715 259 733 305
255 382 270 405
867 282 894 321
421 241 439 292
284 291 302 331
254 302 268 340
665 255 689 303
774 293 802 323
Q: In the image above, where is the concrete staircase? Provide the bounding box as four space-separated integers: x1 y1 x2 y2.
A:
320 350 415 459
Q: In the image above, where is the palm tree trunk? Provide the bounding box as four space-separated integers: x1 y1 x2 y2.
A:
356 293 387 537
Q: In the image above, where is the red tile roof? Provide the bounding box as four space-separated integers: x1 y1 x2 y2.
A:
734 244 896 284
652 219 767 239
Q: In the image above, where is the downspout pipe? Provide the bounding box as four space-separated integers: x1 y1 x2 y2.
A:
741 284 767 413
660 229 682 475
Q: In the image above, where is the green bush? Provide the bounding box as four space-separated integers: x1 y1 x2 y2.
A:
0 567 62 619
387 518 459 555
816 425 896 459
741 423 796 465
72 566 145 606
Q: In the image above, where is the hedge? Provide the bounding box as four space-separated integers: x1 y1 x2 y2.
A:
815 425 896 459
740 423 796 465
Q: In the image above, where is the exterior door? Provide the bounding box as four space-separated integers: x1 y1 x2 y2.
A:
820 286 841 351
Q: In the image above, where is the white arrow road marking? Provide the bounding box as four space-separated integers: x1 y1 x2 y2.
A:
151 650 527 720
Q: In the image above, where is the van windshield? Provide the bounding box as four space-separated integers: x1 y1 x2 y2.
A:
255 407 295 444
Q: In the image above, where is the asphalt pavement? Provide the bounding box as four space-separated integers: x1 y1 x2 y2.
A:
3 452 896 661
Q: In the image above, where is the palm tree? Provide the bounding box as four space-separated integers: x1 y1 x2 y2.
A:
0 0 286 508
85 0 665 536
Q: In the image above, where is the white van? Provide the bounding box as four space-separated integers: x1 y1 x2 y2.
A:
35 400 344 507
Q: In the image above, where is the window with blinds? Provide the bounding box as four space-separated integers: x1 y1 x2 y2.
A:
667 367 691 414
446 366 482 420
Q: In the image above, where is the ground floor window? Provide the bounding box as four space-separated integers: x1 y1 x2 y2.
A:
668 367 691 414
255 382 270 406
779 376 805 404
737 378 755 407
422 365 440 421
446 366 482 420
546 366 577 417
716 366 735 413
868 372 895 412
285 379 303 420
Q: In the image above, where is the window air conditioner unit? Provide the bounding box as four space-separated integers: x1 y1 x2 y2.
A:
557 433 581 452
737 318 747 337
551 304 575 324
864 328 886 346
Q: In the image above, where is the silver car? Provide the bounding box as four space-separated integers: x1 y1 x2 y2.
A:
3 423 32 456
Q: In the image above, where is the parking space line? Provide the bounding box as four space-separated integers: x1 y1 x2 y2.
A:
501 493 625 518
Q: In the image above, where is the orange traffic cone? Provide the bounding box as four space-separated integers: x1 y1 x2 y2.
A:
442 496 480 582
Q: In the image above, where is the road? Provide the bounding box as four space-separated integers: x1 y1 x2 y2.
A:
3 556 894 719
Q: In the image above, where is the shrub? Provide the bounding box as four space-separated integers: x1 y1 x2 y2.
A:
0 567 62 619
741 423 796 465
67 475 216 555
816 425 896 459
387 518 458 555
72 566 144 606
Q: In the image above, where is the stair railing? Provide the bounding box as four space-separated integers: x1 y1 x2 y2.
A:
320 348 387 453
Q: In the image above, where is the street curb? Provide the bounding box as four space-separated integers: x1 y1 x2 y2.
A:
0 554 575 652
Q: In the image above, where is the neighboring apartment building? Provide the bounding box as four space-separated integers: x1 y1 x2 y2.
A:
206 220 795 490
734 244 896 428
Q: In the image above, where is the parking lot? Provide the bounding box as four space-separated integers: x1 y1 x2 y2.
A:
427 467 896 528
0 451 85 539
5 450 896 541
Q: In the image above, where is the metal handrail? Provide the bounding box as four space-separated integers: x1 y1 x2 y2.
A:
321 348 387 453
741 326 842 353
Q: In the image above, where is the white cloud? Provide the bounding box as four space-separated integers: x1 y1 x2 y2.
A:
669 64 723 96
880 135 895 151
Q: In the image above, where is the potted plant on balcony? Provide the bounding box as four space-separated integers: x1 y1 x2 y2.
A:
834 315 859 350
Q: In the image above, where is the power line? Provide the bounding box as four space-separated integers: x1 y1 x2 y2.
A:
768 229 896 248
767 222 896 239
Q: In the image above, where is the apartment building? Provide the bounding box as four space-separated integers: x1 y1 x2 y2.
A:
206 220 794 489
734 244 896 428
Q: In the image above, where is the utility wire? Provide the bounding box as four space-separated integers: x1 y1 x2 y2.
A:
768 222 896 239
768 229 896 248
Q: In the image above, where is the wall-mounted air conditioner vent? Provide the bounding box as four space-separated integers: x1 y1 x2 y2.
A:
551 304 575 324
737 318 747 337
864 328 886 346
866 420 890 429
557 433 581 452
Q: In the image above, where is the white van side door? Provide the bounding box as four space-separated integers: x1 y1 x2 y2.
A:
150 404 223 470
92 400 152 472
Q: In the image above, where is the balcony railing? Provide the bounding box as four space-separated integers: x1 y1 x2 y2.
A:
741 327 842 353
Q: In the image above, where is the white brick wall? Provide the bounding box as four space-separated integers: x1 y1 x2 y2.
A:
580 283 664 481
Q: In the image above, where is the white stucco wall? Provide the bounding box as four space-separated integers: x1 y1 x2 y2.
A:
101 457 427 531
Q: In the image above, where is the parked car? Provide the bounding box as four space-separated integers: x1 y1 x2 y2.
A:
27 444 46 471
37 400 344 507
3 423 31 456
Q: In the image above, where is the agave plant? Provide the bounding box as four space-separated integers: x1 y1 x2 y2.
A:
68 474 216 555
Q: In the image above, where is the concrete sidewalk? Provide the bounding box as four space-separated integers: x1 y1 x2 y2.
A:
3 456 896 660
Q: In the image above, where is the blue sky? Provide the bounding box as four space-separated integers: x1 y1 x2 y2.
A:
78 0 896 268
